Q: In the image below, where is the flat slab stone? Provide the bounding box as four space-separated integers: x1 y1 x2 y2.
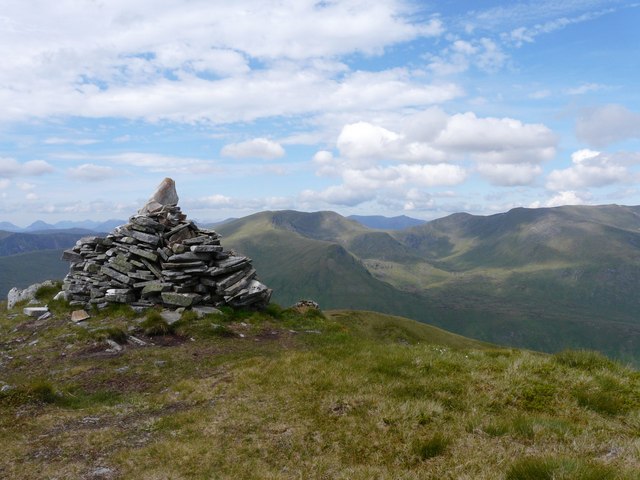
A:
23 306 49 318
161 292 201 307
129 245 158 262
101 266 134 285
167 252 208 262
128 229 160 246
105 292 136 303
190 245 223 253
160 309 182 325
62 250 83 263
71 310 91 322
129 215 163 230
141 282 171 298
192 306 222 318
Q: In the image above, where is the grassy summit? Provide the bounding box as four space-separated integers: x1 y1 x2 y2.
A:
0 289 638 479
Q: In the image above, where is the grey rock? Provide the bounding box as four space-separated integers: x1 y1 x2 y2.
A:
162 261 205 269
129 246 158 262
159 309 182 325
7 280 57 309
117 236 137 245
128 335 147 346
167 251 207 262
62 250 83 263
183 235 218 245
156 247 170 261
100 266 134 285
192 306 223 318
129 215 163 230
108 254 133 273
171 243 186 254
128 271 156 281
53 290 67 301
161 292 201 307
127 229 160 246
141 282 171 298
190 245 223 253
140 258 163 279
105 292 135 303
23 306 49 318
105 339 123 352
168 228 194 244
139 177 179 214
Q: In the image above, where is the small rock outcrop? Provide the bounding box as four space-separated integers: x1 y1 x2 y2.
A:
7 280 57 309
61 178 272 311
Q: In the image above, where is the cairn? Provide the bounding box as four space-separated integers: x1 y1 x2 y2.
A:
61 178 272 311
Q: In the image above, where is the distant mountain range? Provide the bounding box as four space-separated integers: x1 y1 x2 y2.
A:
0 215 426 233
0 219 125 233
0 230 90 257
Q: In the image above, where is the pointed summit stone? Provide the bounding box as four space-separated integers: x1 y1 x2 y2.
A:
139 178 179 214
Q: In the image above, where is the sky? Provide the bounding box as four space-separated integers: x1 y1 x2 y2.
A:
1 0 640 225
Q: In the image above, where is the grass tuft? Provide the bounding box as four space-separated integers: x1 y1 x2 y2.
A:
141 310 174 336
554 349 616 371
34 281 62 301
210 323 236 337
511 381 557 412
179 310 199 323
91 327 129 344
0 380 61 406
506 456 621 480
412 432 451 460
573 379 639 415
264 302 284 319
97 302 137 320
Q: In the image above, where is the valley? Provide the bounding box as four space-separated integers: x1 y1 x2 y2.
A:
217 206 640 364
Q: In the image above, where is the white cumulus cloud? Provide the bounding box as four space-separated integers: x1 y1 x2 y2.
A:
477 163 543 186
546 149 631 191
576 104 640 147
221 138 285 160
0 1 450 124
0 158 54 177
67 164 119 182
544 190 591 207
304 108 557 206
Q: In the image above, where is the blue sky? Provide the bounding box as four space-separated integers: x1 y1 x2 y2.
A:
1 0 639 225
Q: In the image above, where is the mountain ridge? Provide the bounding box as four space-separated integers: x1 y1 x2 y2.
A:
217 204 640 364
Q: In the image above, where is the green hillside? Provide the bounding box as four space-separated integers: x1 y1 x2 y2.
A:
329 310 493 350
0 249 69 297
218 207 640 364
0 296 638 479
217 212 438 319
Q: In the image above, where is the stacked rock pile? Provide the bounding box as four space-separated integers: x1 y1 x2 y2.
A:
61 178 272 311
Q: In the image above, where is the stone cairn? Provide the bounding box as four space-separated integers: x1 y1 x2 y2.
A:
61 178 272 311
